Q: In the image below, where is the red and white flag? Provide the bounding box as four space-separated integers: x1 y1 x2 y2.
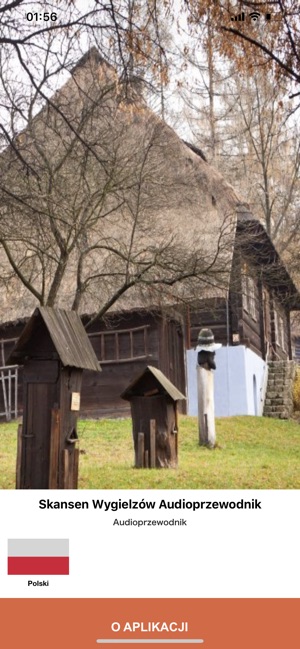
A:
8 539 69 575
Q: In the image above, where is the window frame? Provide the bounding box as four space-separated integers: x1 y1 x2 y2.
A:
242 274 257 321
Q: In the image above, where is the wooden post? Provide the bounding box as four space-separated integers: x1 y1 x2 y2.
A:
16 424 23 489
197 366 216 448
174 405 178 458
49 408 60 489
150 419 156 468
137 432 145 468
73 448 79 488
63 450 70 489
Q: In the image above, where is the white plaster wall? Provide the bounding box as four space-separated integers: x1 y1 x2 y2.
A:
244 347 268 416
186 346 267 417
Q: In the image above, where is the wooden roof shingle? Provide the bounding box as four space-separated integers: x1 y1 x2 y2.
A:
8 306 101 372
121 365 185 401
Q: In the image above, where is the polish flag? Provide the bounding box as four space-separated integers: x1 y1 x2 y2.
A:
8 539 69 575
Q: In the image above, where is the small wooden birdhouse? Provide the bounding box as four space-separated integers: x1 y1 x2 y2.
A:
121 365 185 468
9 307 100 489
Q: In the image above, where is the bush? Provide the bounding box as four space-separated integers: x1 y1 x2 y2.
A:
293 366 300 411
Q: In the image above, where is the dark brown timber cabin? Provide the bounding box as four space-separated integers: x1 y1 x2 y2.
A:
0 307 186 421
188 206 300 361
121 365 185 468
82 308 186 418
8 307 100 489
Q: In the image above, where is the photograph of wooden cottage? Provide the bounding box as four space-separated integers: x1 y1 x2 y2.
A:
0 48 299 422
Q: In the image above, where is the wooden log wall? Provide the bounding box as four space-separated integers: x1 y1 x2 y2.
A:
82 310 186 418
189 298 229 349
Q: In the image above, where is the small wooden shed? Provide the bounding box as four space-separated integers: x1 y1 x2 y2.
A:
121 365 185 468
9 307 100 489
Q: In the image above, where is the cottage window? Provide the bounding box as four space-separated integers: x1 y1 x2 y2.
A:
274 311 286 350
248 277 256 320
293 336 300 363
88 325 150 363
242 275 257 321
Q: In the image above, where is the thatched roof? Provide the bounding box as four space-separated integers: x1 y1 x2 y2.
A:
0 47 298 325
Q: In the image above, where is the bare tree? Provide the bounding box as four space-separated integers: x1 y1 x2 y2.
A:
178 12 235 166
185 1 300 102
178 18 300 262
218 70 300 246
0 49 236 325
0 0 177 207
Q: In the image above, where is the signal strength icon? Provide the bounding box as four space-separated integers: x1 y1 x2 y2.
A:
230 11 271 23
231 12 245 21
249 11 260 21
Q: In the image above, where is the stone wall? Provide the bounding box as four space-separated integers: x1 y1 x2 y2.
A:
263 360 296 419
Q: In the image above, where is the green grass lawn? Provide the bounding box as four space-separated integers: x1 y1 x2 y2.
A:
1 415 300 489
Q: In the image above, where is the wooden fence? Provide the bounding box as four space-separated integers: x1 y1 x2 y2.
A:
0 364 19 421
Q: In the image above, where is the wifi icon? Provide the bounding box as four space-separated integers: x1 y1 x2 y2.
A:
249 11 260 21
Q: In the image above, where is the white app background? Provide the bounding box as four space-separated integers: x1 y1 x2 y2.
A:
1 489 299 598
